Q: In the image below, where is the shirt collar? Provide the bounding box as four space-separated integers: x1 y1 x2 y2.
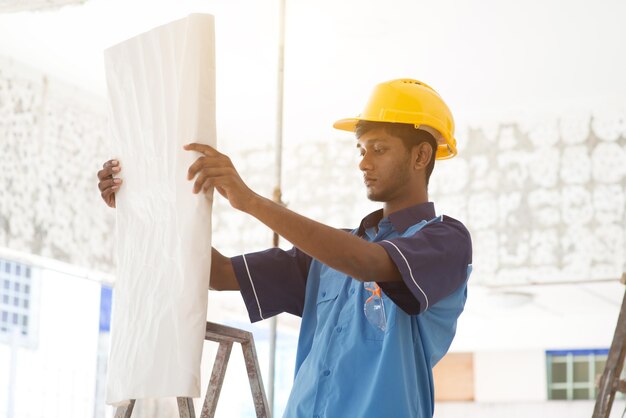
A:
357 202 436 236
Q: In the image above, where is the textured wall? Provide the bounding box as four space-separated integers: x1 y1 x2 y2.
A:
0 57 113 272
430 120 626 285
1 56 625 285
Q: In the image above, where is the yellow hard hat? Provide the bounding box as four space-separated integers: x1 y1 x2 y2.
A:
333 79 457 159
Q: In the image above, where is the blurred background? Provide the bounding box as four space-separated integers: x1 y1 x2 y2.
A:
0 0 625 417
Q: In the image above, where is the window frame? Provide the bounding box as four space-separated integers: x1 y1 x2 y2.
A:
0 258 38 347
546 349 612 400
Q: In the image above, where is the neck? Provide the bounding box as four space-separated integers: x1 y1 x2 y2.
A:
382 189 428 218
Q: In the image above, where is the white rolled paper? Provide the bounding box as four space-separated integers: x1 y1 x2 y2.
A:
103 14 215 406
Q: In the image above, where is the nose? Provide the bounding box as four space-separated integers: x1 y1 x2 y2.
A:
359 152 373 172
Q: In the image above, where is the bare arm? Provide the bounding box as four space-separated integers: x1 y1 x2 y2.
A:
210 247 240 290
184 144 401 283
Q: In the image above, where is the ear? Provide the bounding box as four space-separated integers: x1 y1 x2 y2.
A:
412 142 433 170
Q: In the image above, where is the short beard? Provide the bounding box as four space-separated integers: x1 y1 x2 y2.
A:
364 154 412 202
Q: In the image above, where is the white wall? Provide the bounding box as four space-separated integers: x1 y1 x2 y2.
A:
451 282 624 352
474 350 547 402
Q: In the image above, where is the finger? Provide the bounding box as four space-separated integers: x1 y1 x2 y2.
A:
98 160 121 180
193 167 231 193
201 176 228 194
102 159 119 169
187 155 229 180
183 143 220 157
97 168 112 180
187 156 207 180
198 177 213 193
215 185 227 197
202 178 226 193
101 187 118 208
98 178 122 192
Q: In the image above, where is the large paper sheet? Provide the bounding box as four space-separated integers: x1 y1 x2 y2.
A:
103 14 215 406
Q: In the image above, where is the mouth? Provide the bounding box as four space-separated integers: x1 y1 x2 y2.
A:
363 177 376 187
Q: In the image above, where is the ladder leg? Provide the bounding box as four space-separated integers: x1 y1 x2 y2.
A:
201 341 233 418
594 287 626 418
114 399 135 418
177 397 195 418
241 336 271 418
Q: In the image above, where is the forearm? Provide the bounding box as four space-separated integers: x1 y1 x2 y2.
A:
209 248 240 290
245 195 401 283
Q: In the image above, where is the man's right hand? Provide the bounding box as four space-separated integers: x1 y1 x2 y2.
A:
97 159 122 208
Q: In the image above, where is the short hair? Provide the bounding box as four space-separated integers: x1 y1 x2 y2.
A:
355 120 437 186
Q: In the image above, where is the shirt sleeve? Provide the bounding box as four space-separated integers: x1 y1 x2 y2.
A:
231 246 312 323
376 216 472 315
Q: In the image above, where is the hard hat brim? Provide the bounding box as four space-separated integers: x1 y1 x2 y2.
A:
332 118 360 132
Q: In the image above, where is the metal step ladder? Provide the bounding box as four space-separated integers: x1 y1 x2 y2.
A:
593 273 626 418
114 322 271 418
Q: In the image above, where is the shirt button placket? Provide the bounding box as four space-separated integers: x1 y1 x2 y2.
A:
313 368 332 416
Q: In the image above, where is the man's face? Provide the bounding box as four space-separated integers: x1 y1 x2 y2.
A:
357 128 413 202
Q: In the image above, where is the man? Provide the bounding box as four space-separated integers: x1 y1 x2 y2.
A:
97 78 472 417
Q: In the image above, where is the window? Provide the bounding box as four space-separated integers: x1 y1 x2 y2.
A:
546 349 619 400
0 259 33 338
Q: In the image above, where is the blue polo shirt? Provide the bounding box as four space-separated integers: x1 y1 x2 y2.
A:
232 202 472 418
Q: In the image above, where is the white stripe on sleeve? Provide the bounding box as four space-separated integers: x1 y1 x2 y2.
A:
242 254 264 320
381 240 429 310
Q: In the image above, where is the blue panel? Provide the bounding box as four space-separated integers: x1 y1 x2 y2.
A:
546 348 609 356
99 286 113 333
